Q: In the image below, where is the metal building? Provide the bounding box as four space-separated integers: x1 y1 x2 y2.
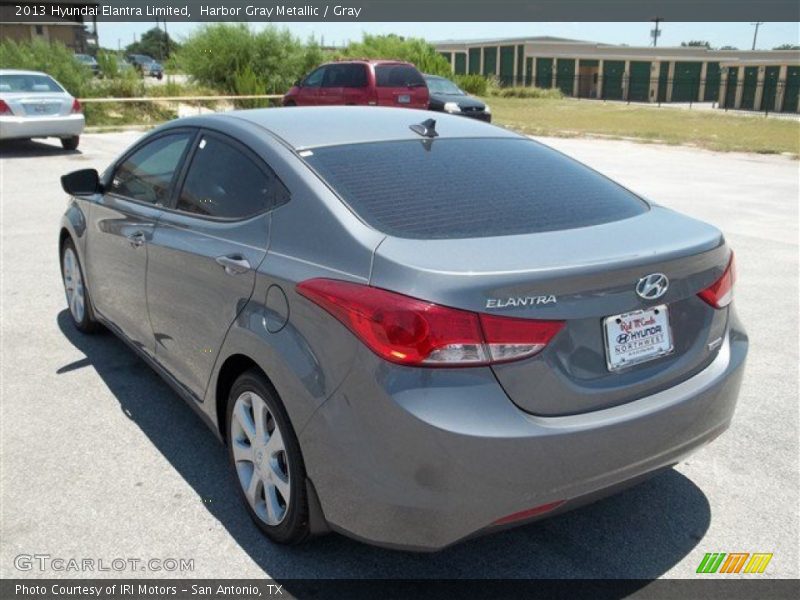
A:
433 37 800 113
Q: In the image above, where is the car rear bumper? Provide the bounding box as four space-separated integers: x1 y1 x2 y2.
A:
298 311 747 551
0 114 85 140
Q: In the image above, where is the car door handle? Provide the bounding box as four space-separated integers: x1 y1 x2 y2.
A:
127 231 146 248
215 254 251 275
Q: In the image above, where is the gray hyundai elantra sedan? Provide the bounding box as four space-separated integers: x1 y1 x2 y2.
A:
59 107 747 551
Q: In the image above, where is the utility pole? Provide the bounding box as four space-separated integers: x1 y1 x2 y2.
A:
751 22 764 50
650 18 663 47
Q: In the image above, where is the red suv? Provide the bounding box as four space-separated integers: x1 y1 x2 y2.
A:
283 60 429 109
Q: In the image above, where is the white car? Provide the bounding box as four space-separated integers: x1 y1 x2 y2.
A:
0 69 85 150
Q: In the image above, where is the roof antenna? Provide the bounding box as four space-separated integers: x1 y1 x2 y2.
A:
410 118 439 138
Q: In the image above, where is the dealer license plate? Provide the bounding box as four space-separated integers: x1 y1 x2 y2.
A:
603 305 673 371
397 94 411 104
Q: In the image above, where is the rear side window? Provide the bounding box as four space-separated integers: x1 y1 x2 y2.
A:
323 64 368 88
111 133 191 205
176 136 287 219
375 65 425 87
304 138 648 239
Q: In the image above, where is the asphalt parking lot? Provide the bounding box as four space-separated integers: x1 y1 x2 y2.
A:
0 131 797 581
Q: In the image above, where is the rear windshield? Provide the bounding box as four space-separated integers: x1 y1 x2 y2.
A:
0 74 63 93
304 138 648 239
375 65 425 88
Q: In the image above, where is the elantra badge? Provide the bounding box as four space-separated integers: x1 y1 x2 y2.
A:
486 295 557 309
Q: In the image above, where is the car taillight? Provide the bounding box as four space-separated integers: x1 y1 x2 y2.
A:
698 252 736 309
0 100 12 115
71 98 82 113
296 278 564 367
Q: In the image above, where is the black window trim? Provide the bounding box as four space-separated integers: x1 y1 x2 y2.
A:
163 128 291 223
104 127 199 209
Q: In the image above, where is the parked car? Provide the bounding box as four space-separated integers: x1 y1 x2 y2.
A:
59 107 746 551
74 53 100 77
283 60 429 109
424 74 491 121
0 69 84 150
126 54 163 79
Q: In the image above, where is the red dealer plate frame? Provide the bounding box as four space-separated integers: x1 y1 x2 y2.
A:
603 304 674 371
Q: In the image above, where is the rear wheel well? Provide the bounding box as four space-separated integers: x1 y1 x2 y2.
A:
215 354 267 440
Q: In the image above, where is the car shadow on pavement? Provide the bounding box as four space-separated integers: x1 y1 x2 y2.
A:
57 309 711 587
0 139 80 158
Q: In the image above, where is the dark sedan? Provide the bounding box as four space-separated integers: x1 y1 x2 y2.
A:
424 74 491 122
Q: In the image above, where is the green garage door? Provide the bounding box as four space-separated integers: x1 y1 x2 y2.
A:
454 53 467 75
556 59 575 95
603 60 625 100
723 67 738 109
740 66 758 110
704 62 721 102
762 66 779 111
468 48 481 74
657 62 669 102
536 58 553 88
782 66 799 112
525 57 533 86
499 46 515 86
483 46 498 77
517 46 525 82
629 61 651 101
672 62 702 102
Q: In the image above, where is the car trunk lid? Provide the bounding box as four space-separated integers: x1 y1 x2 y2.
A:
370 206 731 416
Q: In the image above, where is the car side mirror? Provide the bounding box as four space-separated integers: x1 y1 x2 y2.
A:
61 169 101 196
294 79 302 87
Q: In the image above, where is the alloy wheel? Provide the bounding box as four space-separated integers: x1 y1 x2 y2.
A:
230 391 291 526
63 247 85 323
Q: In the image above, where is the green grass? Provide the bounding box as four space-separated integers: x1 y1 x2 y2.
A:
487 97 800 156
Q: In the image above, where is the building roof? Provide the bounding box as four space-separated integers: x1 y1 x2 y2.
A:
433 36 800 63
432 36 598 45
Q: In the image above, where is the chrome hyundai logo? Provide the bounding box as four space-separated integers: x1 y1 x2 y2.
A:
635 273 669 300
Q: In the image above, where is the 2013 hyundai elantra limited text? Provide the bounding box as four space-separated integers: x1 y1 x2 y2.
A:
59 107 747 551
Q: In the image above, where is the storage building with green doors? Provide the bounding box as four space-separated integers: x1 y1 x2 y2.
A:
719 58 800 113
434 36 800 112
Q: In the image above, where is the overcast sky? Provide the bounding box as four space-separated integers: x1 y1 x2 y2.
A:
97 21 800 51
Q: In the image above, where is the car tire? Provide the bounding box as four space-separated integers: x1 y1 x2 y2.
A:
284 101 296 107
60 238 100 333
61 136 80 151
227 370 310 545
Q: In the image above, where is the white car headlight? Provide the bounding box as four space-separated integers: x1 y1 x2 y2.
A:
484 104 491 114
443 102 461 113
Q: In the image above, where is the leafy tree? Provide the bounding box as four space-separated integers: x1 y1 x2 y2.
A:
719 45 739 50
175 24 322 94
337 34 452 76
126 27 179 61
681 41 711 48
0 39 90 96
773 43 800 50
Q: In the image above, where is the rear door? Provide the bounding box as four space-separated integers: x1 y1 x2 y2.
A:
320 64 347 105
146 131 288 400
86 130 194 355
374 63 429 108
341 64 371 105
